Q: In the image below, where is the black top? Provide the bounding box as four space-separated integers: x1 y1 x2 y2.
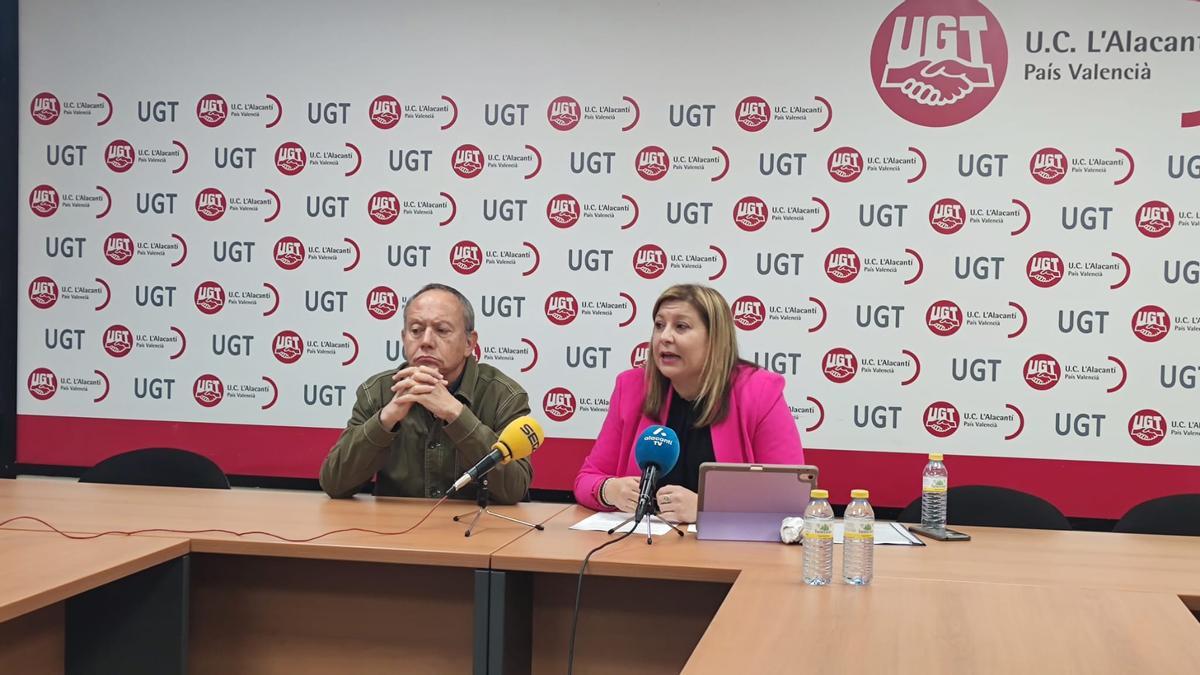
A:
657 389 716 493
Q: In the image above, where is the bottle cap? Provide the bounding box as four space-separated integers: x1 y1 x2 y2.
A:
851 489 869 499
810 489 829 499
928 453 944 461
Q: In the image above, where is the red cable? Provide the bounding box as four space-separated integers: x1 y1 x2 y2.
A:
0 495 450 543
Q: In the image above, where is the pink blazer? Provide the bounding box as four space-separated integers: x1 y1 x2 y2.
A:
573 364 805 510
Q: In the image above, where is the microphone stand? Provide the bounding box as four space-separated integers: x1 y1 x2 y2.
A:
452 477 544 538
606 501 686 545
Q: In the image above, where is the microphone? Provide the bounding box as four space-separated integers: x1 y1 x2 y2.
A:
632 425 680 524
447 416 544 496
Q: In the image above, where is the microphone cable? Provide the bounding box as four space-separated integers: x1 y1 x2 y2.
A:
567 526 636 675
0 495 450 543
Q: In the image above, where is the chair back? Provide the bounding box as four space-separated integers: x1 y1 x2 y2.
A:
1113 494 1200 536
79 448 231 490
896 485 1071 530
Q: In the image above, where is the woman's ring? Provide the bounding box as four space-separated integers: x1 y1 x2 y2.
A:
662 495 670 504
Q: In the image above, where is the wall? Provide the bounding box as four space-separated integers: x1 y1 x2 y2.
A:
15 0 1200 516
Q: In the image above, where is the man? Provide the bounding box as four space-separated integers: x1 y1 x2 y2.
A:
320 283 532 503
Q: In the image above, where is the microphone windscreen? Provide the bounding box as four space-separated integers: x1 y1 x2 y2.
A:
496 416 545 463
634 425 680 474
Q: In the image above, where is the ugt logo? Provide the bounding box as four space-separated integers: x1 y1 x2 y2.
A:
827 147 863 183
633 244 667 279
734 196 768 232
547 96 581 131
1030 148 1067 185
367 286 399 320
28 368 58 400
929 198 965 234
452 144 484 178
543 387 577 421
197 94 228 127
1128 410 1166 447
870 0 1008 127
450 240 483 275
545 291 578 326
30 185 59 217
275 142 307 175
635 146 669 180
735 96 770 132
926 299 962 336
1135 201 1174 238
105 140 136 172
369 95 401 129
547 194 580 228
103 325 134 358
924 401 960 437
822 348 858 383
272 330 304 364
1023 354 1060 391
193 374 224 408
731 296 766 331
1026 251 1064 288
31 92 61 125
368 191 400 225
1131 305 1170 343
195 187 226 221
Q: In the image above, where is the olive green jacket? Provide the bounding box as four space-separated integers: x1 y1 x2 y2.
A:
319 357 532 504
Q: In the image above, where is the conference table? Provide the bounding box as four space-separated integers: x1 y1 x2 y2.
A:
1 479 1198 674
0 529 190 673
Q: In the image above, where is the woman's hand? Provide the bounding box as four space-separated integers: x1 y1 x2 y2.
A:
601 476 642 513
656 485 698 524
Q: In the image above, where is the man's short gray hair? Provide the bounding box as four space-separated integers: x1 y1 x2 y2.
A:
403 283 475 332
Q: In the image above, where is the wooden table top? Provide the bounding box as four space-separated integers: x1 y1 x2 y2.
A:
870 522 1200 604
492 505 1200 603
0 529 189 623
0 479 568 568
683 570 1200 675
490 504 800 582
4 479 1199 674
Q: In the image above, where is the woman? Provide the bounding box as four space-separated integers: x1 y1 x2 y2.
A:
574 284 804 523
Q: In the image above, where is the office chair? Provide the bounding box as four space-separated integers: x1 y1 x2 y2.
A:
896 485 1071 530
79 448 231 490
1113 494 1200 536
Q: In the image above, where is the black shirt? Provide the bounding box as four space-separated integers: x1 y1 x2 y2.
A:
658 389 716 493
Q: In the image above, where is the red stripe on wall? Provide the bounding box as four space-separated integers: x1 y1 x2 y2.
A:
16 415 1200 519
17 414 342 479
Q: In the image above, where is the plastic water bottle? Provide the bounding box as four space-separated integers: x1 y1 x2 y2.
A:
843 489 874 585
802 489 834 586
921 453 948 529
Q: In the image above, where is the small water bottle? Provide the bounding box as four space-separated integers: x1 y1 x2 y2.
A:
921 453 948 529
802 489 834 586
843 489 874 585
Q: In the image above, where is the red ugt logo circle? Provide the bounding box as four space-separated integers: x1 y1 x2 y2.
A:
870 0 1008 127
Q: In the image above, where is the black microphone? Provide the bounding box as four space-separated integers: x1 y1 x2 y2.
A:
446 416 544 496
632 426 681 524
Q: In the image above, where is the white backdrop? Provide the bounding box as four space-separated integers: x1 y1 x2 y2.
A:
17 0 1200 480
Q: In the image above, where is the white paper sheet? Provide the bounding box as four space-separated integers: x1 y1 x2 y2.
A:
569 511 696 536
570 512 920 544
834 521 923 545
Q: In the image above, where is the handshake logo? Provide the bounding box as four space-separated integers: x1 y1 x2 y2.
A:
883 58 994 107
370 95 401 129
543 387 577 422
870 1 1007 127
1128 410 1166 447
